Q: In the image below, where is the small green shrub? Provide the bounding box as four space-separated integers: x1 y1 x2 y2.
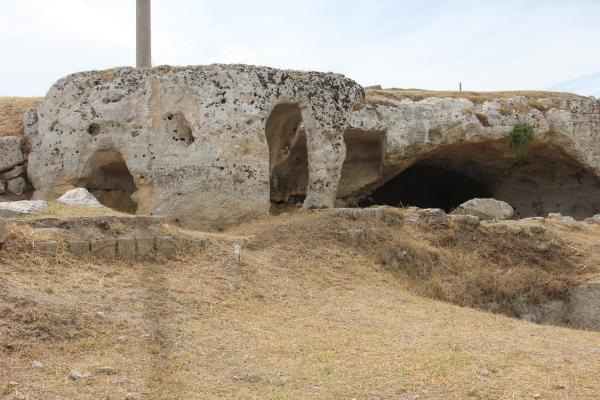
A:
509 123 534 158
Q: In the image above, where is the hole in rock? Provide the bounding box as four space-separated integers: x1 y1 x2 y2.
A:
266 103 308 213
164 112 194 146
87 123 101 136
352 140 600 218
75 150 138 213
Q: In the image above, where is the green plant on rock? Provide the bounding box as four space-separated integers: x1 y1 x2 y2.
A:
509 123 534 158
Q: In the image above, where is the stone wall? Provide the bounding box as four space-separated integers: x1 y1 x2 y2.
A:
0 136 30 201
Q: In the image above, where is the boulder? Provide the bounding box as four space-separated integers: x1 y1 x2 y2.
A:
0 200 48 217
57 188 105 208
451 198 514 220
0 136 24 172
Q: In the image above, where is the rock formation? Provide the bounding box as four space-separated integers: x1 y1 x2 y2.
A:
22 65 600 229
25 65 362 229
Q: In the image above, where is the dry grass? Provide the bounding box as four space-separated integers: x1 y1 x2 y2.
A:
0 97 44 137
366 88 585 106
1 210 600 399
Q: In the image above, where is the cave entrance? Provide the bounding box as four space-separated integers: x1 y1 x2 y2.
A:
363 164 492 212
354 140 600 218
76 149 138 214
266 103 309 213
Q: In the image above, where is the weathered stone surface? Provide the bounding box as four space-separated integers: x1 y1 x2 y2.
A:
568 280 600 331
26 65 363 230
23 65 600 228
1 165 24 181
116 236 136 258
155 235 176 255
0 136 24 172
68 240 90 256
136 236 155 256
585 214 600 224
6 177 26 196
451 198 514 220
90 237 116 258
0 200 48 217
35 241 59 254
57 188 105 208
0 181 5 194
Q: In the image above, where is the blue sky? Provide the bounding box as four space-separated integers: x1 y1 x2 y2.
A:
1 0 599 96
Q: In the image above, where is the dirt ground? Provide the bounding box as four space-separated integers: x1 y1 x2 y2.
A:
1 209 600 399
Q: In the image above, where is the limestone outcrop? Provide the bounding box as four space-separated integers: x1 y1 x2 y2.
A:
25 65 362 229
342 90 600 218
23 64 600 228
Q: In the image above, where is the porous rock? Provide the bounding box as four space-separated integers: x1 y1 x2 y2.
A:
0 136 24 172
26 65 364 230
451 198 514 220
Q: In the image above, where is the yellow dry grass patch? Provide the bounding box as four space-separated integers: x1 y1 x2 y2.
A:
0 97 44 137
1 210 600 399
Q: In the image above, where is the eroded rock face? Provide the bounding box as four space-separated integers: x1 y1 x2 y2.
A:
341 92 600 218
25 65 363 229
25 64 600 228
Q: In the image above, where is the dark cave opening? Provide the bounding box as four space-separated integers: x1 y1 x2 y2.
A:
76 150 138 214
266 103 309 213
360 164 492 212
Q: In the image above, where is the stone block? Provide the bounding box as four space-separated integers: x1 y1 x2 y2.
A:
116 236 136 259
0 136 24 172
333 207 383 221
136 236 155 256
90 237 116 258
6 177 26 196
155 235 176 255
35 241 59 254
1 165 24 181
68 240 90 256
568 280 600 331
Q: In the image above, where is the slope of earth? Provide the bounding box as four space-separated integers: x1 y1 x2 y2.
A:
1 209 600 399
0 97 44 137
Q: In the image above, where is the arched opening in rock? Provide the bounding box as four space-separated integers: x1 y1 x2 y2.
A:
354 140 600 218
75 150 138 213
266 103 309 213
336 129 386 207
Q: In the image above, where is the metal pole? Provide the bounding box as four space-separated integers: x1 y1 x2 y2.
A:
136 0 151 68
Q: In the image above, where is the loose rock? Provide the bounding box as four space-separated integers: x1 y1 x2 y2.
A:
451 198 514 220
0 200 47 217
57 188 105 208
